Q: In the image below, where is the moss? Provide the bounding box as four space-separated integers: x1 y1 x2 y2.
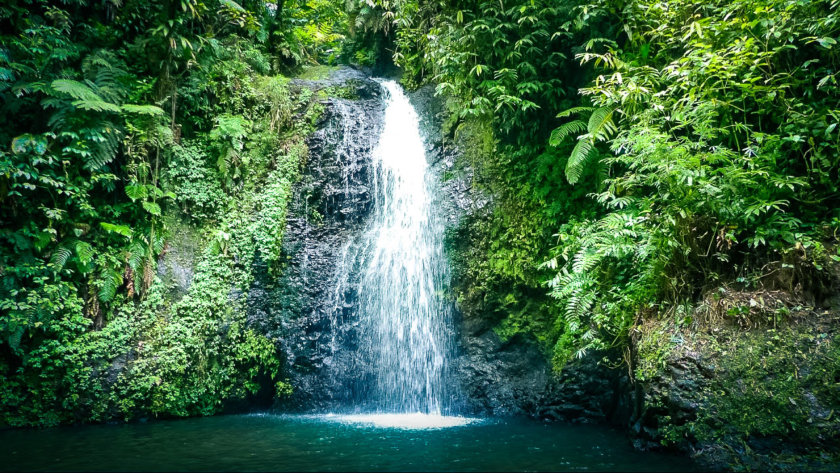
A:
318 84 359 100
295 65 338 80
634 321 680 383
658 320 840 459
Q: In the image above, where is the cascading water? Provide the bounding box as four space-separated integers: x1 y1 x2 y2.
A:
325 80 462 424
360 80 453 414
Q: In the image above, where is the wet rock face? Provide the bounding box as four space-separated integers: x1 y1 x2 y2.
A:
156 215 203 300
246 67 385 410
407 84 630 423
247 71 628 421
449 314 630 422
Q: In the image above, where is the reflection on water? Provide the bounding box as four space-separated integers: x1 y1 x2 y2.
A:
1 414 696 472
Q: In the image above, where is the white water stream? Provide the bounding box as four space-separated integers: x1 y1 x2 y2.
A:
327 80 465 427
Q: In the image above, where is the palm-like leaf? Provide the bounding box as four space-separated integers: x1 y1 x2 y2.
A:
549 120 586 146
565 138 596 184
587 106 617 141
555 106 593 118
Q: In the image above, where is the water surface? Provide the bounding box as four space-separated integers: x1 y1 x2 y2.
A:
1 414 696 472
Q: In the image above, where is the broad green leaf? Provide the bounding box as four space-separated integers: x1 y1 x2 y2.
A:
100 222 133 237
125 184 147 201
121 104 165 115
142 201 162 216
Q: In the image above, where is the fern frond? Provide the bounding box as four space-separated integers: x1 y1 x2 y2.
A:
549 120 586 146
587 106 617 141
128 241 146 271
572 290 597 320
50 246 73 271
122 104 165 115
72 99 121 113
596 212 633 231
572 248 602 273
51 79 101 102
153 233 166 254
556 106 593 118
75 241 94 266
98 268 123 303
565 138 596 184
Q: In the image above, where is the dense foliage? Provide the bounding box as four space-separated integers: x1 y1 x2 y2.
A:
2 3 839 459
365 0 840 371
0 0 338 426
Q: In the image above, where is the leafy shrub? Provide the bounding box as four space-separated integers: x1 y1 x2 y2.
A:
167 142 227 221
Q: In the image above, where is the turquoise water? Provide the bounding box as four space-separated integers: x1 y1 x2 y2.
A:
0 413 696 471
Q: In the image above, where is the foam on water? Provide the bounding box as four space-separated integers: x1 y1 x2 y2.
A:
322 413 480 429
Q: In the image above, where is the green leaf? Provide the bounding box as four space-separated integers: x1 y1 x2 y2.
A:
11 134 47 155
75 241 94 266
817 37 837 49
125 184 147 201
71 99 122 113
8 328 23 353
556 106 594 118
98 268 123 303
549 120 587 146
587 106 617 141
565 139 596 185
121 104 165 115
51 79 101 102
50 246 72 271
128 241 146 271
100 222 133 237
142 201 162 216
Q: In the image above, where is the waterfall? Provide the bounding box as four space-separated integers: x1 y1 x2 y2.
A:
328 80 455 416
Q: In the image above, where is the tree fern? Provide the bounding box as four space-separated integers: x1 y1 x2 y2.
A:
51 79 102 102
71 99 121 113
565 138 596 184
587 106 617 141
548 120 586 146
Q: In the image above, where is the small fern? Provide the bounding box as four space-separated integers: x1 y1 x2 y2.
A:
550 105 618 185
49 245 73 271
98 267 123 303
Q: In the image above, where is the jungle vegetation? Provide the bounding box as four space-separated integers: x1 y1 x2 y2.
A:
0 0 343 425
361 0 840 369
1 0 839 444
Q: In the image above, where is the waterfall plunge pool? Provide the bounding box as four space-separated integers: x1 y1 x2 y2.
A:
1 413 697 472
